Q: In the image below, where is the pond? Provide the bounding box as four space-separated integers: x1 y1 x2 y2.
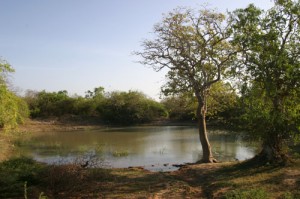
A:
16 126 257 171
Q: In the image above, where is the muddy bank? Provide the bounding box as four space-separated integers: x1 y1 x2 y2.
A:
16 118 197 133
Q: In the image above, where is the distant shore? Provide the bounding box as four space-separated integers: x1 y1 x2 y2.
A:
16 117 198 133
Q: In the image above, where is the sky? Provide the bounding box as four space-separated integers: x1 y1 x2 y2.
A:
0 0 274 100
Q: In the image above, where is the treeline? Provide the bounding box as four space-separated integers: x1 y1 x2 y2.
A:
24 88 167 125
0 77 240 129
22 81 238 126
0 57 240 128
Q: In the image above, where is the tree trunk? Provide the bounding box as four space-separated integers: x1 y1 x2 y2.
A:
196 102 217 163
256 135 289 164
254 97 290 164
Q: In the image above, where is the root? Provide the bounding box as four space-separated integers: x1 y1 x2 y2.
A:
196 157 218 164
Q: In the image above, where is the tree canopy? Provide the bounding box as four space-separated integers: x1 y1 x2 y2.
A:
230 0 300 162
136 7 236 162
0 59 29 130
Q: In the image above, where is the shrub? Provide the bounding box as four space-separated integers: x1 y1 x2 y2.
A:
0 157 43 198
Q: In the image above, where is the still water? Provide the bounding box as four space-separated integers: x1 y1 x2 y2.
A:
17 126 256 171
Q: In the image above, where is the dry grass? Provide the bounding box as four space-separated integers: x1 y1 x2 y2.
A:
0 133 17 161
0 155 299 198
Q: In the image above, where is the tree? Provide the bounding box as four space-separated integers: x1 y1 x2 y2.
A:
85 86 105 99
27 90 75 117
135 7 236 162
161 93 197 121
230 0 300 163
0 58 14 85
162 81 238 124
0 59 29 130
206 81 238 126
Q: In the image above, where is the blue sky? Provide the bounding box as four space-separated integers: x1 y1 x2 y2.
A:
0 0 274 99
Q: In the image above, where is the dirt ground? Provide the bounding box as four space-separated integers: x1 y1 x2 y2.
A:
17 118 105 132
30 160 299 199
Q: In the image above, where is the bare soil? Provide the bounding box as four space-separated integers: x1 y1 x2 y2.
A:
28 160 300 199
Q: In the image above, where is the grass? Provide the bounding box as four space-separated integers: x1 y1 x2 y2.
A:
225 188 268 199
0 133 15 161
0 157 44 198
112 150 129 157
0 156 299 198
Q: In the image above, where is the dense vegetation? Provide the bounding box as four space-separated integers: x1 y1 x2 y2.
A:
162 81 238 126
1 58 235 127
24 88 168 125
22 82 236 126
230 0 300 163
0 59 29 130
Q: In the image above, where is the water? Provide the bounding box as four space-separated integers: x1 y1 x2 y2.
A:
16 126 256 171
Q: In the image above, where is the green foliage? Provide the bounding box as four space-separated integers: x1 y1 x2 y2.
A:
238 82 300 142
136 6 237 162
0 58 15 84
25 88 167 125
72 97 98 116
162 93 196 121
136 6 236 112
230 1 300 156
112 150 129 157
85 86 105 99
99 90 167 125
206 82 238 124
225 188 269 199
0 59 29 130
25 90 73 117
162 81 238 124
23 89 70 117
0 157 43 198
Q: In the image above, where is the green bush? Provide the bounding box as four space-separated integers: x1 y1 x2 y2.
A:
24 88 168 125
0 157 43 198
161 94 196 121
99 91 167 125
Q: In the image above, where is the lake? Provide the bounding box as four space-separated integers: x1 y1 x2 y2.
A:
16 126 256 171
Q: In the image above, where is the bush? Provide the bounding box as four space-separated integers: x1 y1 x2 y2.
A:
161 94 196 121
0 157 43 198
99 91 167 125
24 88 168 125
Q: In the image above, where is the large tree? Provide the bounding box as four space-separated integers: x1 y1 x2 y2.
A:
230 0 300 163
135 7 235 163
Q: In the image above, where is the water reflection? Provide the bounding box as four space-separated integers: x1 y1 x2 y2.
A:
16 126 256 171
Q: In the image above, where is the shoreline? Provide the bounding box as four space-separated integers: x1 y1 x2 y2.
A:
1 155 299 198
16 118 198 133
1 119 299 198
